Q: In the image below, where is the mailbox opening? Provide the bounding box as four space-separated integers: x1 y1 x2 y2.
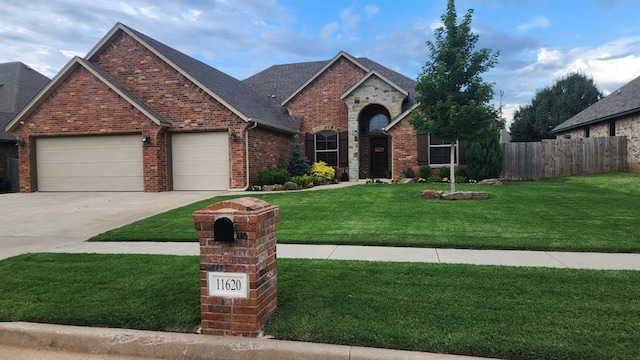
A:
214 217 235 242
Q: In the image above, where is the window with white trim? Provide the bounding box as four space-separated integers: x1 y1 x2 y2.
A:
429 137 457 165
315 131 338 167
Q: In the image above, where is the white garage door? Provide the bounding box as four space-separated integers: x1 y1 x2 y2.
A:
36 135 143 191
171 132 229 190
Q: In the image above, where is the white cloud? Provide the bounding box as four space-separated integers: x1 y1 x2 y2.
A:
340 7 360 30
518 16 550 32
320 22 340 40
364 4 379 17
536 47 563 65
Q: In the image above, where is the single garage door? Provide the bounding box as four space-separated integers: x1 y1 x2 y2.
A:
171 132 229 190
36 135 143 191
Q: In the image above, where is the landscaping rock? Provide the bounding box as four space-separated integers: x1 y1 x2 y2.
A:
421 190 488 200
262 184 284 191
400 178 414 184
420 189 443 199
440 191 488 200
477 178 504 185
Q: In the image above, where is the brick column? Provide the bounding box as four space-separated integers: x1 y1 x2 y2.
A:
193 197 278 337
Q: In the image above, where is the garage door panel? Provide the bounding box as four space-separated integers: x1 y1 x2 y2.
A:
172 132 229 191
36 135 143 192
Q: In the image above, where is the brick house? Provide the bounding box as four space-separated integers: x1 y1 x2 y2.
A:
5 23 464 192
552 74 640 171
0 62 49 191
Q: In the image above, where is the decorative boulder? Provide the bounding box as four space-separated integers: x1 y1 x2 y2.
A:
477 178 504 185
420 190 443 199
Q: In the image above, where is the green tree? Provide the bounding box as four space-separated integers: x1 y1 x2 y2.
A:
510 72 603 142
287 135 310 176
409 0 500 192
466 129 503 180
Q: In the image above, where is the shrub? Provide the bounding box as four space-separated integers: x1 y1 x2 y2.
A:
439 166 450 179
467 130 504 180
455 175 467 184
257 167 290 185
419 165 432 179
287 135 310 177
403 167 415 178
311 161 335 183
282 181 298 191
427 175 441 183
291 174 315 189
455 166 468 178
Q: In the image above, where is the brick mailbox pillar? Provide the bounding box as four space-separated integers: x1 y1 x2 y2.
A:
193 197 279 337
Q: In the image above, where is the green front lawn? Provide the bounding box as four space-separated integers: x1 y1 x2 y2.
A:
91 173 640 252
1 253 639 360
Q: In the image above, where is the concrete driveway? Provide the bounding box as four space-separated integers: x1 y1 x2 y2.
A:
0 191 222 261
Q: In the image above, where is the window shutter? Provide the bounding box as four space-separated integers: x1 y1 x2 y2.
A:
339 131 348 167
417 133 429 165
458 140 466 165
304 133 315 162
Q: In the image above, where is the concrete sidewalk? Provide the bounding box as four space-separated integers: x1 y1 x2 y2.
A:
45 242 640 270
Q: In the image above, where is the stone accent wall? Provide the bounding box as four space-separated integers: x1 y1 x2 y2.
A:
589 123 609 137
344 76 407 180
617 114 640 170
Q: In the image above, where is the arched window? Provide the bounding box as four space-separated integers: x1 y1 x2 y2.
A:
315 131 338 167
369 113 389 134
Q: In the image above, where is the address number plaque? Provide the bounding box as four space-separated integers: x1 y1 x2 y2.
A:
207 272 249 298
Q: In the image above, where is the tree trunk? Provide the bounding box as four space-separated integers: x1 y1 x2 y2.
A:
450 142 456 193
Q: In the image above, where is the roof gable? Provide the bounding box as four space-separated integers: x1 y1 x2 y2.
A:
553 74 640 133
5 57 170 132
280 51 369 106
341 69 409 100
86 23 299 133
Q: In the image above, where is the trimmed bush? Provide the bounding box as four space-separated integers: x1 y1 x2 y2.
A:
439 166 450 179
311 161 335 183
419 165 432 179
258 167 290 185
403 167 415 178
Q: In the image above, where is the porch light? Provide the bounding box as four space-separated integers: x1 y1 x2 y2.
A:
142 134 151 143
15 140 25 147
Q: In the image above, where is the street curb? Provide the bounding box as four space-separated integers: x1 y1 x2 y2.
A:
0 322 497 360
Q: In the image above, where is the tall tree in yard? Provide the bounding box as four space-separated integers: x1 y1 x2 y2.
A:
410 0 500 192
510 72 603 142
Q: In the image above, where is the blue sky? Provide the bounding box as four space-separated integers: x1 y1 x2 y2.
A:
1 0 639 127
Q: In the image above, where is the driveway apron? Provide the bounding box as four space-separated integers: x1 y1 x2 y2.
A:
0 191 221 260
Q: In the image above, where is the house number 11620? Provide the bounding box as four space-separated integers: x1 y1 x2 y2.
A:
207 272 249 298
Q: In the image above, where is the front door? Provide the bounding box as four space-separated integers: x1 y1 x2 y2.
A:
370 136 389 178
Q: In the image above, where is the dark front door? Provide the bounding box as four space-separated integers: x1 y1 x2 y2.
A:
370 136 389 178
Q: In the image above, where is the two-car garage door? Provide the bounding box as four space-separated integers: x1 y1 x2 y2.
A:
36 135 144 191
35 133 229 191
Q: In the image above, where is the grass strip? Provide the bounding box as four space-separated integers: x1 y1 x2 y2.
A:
1 253 639 360
90 173 640 253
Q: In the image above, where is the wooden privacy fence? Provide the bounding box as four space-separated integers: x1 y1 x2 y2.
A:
502 136 628 180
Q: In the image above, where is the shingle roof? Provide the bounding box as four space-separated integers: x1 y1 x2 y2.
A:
119 24 301 133
0 62 49 140
0 112 16 141
553 74 640 133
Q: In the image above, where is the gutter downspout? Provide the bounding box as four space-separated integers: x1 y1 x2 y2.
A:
238 120 258 191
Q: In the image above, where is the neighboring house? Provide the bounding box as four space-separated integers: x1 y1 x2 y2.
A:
5 23 465 192
0 62 50 191
552 74 640 171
